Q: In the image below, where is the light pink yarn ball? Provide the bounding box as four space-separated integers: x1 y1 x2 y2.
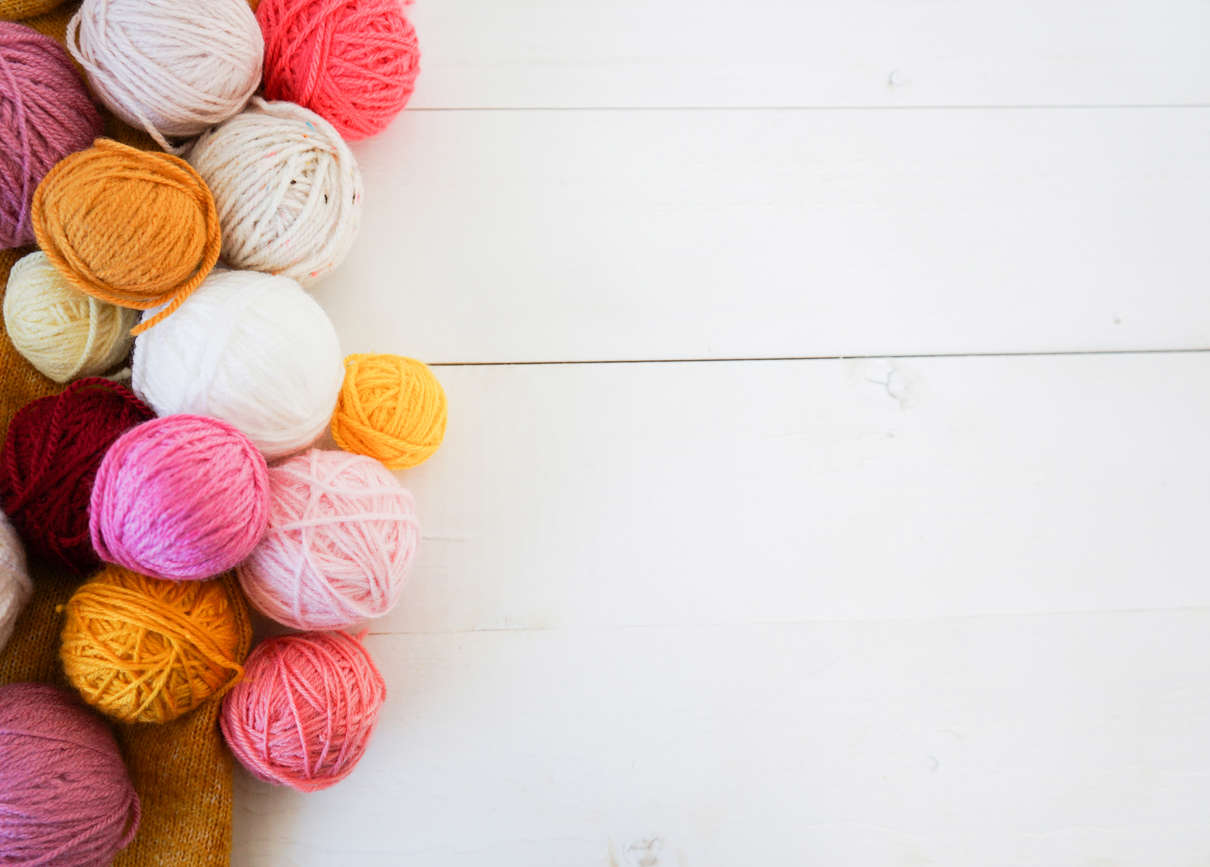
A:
237 449 419 630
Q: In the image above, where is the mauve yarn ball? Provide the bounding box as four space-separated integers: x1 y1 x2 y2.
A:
89 414 270 581
0 379 154 573
0 21 102 249
0 683 141 866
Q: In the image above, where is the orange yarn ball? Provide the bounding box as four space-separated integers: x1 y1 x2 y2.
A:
31 138 221 334
330 354 447 469
60 566 251 724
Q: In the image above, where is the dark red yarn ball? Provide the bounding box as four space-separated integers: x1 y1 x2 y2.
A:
0 378 153 573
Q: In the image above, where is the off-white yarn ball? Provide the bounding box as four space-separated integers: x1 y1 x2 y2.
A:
187 98 364 283
0 510 32 655
2 251 136 383
132 269 343 460
67 0 263 150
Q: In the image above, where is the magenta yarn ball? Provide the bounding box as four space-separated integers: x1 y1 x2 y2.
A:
0 683 141 866
89 414 271 581
0 22 102 249
238 449 420 630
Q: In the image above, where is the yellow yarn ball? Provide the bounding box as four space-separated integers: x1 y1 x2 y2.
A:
330 353 447 469
2 251 136 383
61 566 251 724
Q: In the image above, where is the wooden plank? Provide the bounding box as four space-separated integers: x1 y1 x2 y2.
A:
234 611 1210 865
325 107 1210 363
405 0 1210 109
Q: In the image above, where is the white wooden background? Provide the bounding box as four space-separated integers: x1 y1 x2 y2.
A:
234 2 1210 864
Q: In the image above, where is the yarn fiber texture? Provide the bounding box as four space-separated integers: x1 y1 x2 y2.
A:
32 138 221 334
257 0 420 141
132 269 343 460
239 449 420 630
220 630 386 792
0 0 67 21
90 414 270 581
0 378 153 573
331 353 447 469
61 567 251 724
3 250 136 382
67 0 263 151
0 21 102 248
187 98 363 283
0 683 141 866
0 511 31 655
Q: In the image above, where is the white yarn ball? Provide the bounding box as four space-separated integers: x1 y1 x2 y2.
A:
67 0 263 150
3 252 136 383
132 269 343 460
0 510 32 656
188 98 364 284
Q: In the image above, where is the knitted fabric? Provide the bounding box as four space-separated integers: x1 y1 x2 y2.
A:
0 5 244 865
0 0 65 21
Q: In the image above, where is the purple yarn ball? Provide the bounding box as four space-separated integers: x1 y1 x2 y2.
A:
0 22 102 249
0 683 141 866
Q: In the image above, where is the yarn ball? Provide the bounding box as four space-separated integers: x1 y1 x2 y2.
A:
61 566 250 724
0 21 101 248
90 414 270 581
220 631 386 792
187 98 363 283
331 354 447 469
0 511 31 655
132 269 343 460
3 251 137 383
0 683 140 866
31 138 221 335
67 0 263 151
257 0 420 141
238 449 420 630
1 0 68 21
0 378 153 573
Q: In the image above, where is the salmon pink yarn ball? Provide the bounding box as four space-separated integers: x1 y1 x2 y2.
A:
220 631 386 791
238 449 420 630
89 415 270 581
257 0 420 140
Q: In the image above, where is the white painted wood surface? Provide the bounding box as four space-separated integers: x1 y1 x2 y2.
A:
235 1 1210 864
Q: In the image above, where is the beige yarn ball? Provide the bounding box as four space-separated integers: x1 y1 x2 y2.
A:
2 251 137 383
0 510 32 655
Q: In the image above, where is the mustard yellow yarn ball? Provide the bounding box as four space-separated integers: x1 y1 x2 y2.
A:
2 251 136 383
330 354 447 469
61 566 251 724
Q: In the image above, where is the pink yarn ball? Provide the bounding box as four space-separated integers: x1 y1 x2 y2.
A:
89 414 270 581
238 449 419 630
0 683 140 866
0 22 103 249
257 0 420 141
220 631 386 792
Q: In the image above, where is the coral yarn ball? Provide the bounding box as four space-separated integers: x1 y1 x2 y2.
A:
89 414 270 581
221 631 386 791
0 511 31 656
67 0 263 150
31 139 221 335
188 98 363 284
257 0 420 140
132 269 343 460
0 683 140 866
3 251 137 383
239 449 420 630
331 354 447 469
0 378 153 573
61 566 251 724
0 21 101 249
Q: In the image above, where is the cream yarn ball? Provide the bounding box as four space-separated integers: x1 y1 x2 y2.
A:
187 98 363 284
2 251 136 383
132 269 343 460
67 0 263 150
238 449 420 631
0 510 32 655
